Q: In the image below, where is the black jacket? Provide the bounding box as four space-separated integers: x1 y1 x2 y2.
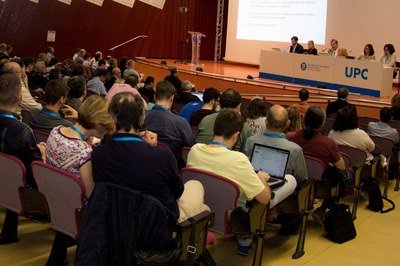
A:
75 182 175 266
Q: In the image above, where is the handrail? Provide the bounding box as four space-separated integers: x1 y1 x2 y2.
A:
109 35 148 51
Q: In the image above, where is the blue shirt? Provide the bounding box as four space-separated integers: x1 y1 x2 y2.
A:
179 101 204 123
144 108 195 168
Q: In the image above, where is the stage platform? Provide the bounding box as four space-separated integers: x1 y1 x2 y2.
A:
136 58 400 118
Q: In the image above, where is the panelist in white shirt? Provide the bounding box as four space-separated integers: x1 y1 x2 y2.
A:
358 44 376 61
379 43 397 79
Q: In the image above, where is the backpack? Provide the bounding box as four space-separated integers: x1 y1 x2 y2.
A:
324 203 356 244
363 178 395 213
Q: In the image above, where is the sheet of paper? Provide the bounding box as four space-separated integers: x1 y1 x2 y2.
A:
112 0 135 8
85 0 104 7
47 30 56 42
29 0 39 3
58 0 72 5
139 0 165 10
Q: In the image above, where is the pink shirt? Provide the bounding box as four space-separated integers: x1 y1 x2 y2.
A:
105 84 147 108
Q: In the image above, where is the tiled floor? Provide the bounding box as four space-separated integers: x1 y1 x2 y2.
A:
1 181 400 265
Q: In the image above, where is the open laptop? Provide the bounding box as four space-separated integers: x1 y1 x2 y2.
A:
271 47 282 52
249 143 290 189
191 92 203 101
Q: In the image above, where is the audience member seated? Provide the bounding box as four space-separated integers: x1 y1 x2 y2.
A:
245 105 308 183
391 93 400 120
0 73 46 186
118 56 128 76
104 67 122 92
327 39 348 58
105 75 147 108
143 80 195 168
0 73 46 244
46 96 112 198
379 43 397 79
289 36 304 54
123 59 140 79
287 106 345 226
245 98 267 135
326 87 351 118
174 80 200 105
164 66 181 91
189 87 220 126
358 44 376 61
285 106 302 134
196 89 252 152
29 79 72 132
291 88 310 116
3 62 42 113
90 51 102 71
66 75 87 111
138 76 155 103
368 107 399 144
30 61 48 91
24 57 35 88
92 92 207 246
48 68 61 81
92 59 107 77
328 105 375 161
46 57 59 73
86 69 107 96
46 46 55 62
244 105 307 235
187 109 272 255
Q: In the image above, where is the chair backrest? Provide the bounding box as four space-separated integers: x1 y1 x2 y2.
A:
323 118 335 136
340 152 352 170
304 155 326 181
389 120 400 130
181 146 191 166
338 145 367 168
21 109 30 124
0 152 27 214
191 126 199 136
31 161 85 239
369 135 394 157
358 116 378 124
33 129 50 144
358 123 368 132
181 167 240 235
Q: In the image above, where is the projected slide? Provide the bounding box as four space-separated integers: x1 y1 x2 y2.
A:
237 0 327 44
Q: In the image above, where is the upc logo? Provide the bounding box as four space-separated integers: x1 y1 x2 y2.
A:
345 67 368 80
300 62 307 71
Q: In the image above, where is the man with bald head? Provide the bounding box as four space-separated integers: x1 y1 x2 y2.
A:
2 62 42 113
244 105 307 183
244 105 307 235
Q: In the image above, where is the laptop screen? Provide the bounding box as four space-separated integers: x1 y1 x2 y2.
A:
250 144 290 179
191 92 203 101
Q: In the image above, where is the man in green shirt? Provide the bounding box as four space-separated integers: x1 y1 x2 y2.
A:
195 88 252 152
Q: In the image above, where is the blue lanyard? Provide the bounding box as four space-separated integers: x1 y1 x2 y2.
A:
210 141 230 150
263 133 285 139
152 104 170 112
112 136 144 142
0 113 17 120
70 125 85 141
40 109 59 118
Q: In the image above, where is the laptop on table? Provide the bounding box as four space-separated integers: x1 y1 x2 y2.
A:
249 143 290 189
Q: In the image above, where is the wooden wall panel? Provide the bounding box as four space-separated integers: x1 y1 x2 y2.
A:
0 0 223 60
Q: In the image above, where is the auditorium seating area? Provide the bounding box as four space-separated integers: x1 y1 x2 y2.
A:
1 48 400 265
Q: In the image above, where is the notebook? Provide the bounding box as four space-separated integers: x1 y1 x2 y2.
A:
250 143 290 189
